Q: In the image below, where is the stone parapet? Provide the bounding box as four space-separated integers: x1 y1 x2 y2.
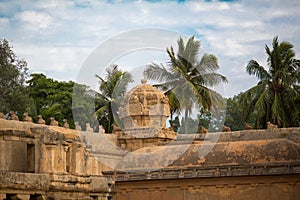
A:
176 127 300 144
104 162 300 181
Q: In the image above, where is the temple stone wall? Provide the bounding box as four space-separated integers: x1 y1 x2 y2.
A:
1 104 300 200
0 119 113 199
114 175 300 200
0 141 27 172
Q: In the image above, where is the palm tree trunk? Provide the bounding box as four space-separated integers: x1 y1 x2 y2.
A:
184 109 188 134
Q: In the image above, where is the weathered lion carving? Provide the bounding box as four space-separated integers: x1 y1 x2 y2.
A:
244 122 253 130
9 111 19 121
222 125 231 132
50 117 59 126
63 119 69 128
267 121 278 129
37 115 46 124
23 112 32 122
199 125 208 133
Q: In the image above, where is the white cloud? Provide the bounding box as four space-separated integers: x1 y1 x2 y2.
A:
0 0 299 97
14 43 91 82
218 2 230 10
0 17 9 24
15 10 53 29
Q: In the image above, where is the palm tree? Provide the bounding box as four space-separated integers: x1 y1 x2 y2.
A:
165 90 181 121
240 36 300 128
144 36 228 133
95 65 133 133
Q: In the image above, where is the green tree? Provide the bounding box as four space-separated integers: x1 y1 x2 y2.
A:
144 36 228 133
169 116 180 132
178 117 198 134
72 83 96 130
224 93 256 131
165 90 181 122
27 73 76 127
95 65 133 133
0 38 30 117
240 36 300 128
198 108 211 130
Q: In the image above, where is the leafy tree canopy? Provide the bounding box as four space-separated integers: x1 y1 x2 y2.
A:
144 36 227 133
95 65 133 133
0 38 30 117
240 36 300 128
224 93 255 131
27 73 76 127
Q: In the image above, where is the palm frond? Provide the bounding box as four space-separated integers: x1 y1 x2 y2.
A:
196 53 219 74
196 72 228 87
112 71 133 99
143 36 228 125
246 60 270 80
182 36 200 66
271 92 286 127
95 103 110 116
144 63 174 82
240 81 268 121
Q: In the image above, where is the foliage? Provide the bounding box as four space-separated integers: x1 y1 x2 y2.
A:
95 65 133 133
224 93 255 130
165 90 181 121
169 116 180 132
144 36 227 133
27 73 77 128
240 36 300 128
178 117 198 134
72 83 97 130
198 108 212 130
0 38 30 117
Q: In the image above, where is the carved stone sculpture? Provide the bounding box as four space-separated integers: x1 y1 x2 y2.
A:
37 115 46 124
23 112 32 122
9 111 19 121
267 121 278 129
119 79 170 130
86 123 93 132
199 126 208 133
63 119 69 128
222 125 231 132
50 117 59 126
75 122 81 130
160 96 169 104
244 122 253 130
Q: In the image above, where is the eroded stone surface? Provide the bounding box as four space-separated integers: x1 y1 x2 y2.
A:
1 82 300 200
119 81 170 130
0 120 113 199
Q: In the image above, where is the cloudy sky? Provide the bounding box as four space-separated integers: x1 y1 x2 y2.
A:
1 0 299 97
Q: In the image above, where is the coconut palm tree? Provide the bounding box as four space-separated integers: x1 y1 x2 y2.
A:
144 36 228 133
95 65 133 133
240 36 300 128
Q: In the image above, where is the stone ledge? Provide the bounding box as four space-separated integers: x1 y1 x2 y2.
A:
0 172 112 193
103 162 300 181
177 127 300 144
0 172 50 190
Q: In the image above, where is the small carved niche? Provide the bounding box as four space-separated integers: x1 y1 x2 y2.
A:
26 144 35 173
